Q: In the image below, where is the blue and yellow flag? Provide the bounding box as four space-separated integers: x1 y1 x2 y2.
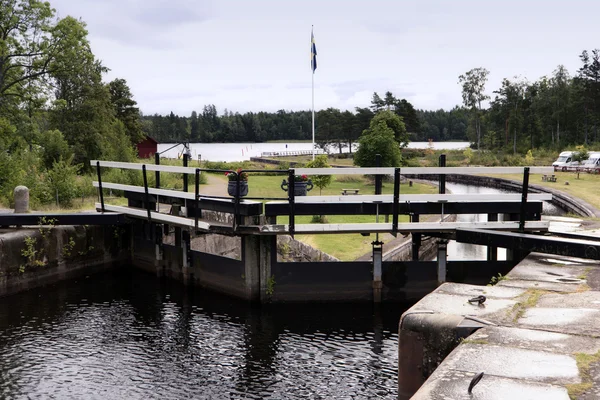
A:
311 28 317 73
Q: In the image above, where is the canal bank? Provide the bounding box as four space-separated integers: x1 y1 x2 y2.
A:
399 251 600 399
405 173 600 218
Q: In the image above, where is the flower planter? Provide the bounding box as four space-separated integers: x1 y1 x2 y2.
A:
281 180 313 196
227 181 249 197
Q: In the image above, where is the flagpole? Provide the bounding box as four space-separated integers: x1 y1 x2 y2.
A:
311 25 315 161
312 66 315 161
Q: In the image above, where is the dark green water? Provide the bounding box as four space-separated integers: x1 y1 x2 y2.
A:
0 268 409 399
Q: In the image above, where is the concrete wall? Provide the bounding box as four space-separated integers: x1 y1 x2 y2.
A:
0 225 129 298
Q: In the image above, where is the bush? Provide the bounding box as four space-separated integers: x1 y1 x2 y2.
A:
40 157 81 207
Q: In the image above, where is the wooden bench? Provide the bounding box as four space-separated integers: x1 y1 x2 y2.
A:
542 174 557 182
341 188 360 195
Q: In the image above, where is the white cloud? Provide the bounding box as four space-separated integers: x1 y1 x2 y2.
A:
51 0 600 115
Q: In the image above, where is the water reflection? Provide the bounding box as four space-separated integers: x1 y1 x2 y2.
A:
0 269 408 399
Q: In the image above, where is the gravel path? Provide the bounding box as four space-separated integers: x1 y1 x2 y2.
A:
200 174 228 197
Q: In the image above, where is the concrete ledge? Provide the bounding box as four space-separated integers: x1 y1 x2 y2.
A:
400 252 600 399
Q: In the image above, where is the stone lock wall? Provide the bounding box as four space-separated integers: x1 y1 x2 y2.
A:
0 225 129 298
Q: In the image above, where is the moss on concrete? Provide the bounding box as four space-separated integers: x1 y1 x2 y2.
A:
510 289 550 322
566 350 600 399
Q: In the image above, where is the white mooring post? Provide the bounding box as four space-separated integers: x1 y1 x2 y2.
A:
14 186 29 213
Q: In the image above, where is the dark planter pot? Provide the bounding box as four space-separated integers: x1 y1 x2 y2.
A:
281 180 313 196
228 181 249 197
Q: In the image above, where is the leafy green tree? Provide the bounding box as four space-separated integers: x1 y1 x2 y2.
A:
305 155 332 195
459 67 490 150
39 129 72 170
354 119 402 167
369 110 409 147
492 77 526 154
577 50 600 144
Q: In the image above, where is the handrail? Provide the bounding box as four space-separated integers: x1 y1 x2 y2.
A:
91 160 552 236
92 160 200 174
293 166 554 175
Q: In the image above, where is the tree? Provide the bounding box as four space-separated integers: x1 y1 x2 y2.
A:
370 92 385 112
305 154 332 195
459 67 490 150
190 110 199 141
315 107 343 153
108 78 143 144
354 119 402 167
578 50 600 144
306 155 332 223
551 65 571 146
493 77 526 154
39 129 71 170
369 110 409 147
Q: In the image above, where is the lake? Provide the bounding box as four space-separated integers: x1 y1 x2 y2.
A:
157 142 471 162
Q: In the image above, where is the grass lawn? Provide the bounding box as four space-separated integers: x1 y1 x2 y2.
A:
276 215 410 261
239 173 436 198
490 171 600 211
224 173 434 260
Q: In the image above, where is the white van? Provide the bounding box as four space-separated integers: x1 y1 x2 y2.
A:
552 151 582 171
583 151 600 171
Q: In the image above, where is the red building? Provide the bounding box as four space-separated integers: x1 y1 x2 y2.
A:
136 136 158 158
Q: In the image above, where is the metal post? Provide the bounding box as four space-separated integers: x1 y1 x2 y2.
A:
182 229 191 275
154 224 164 277
487 213 498 261
437 240 448 284
194 168 200 233
233 171 241 231
412 214 421 261
519 167 530 232
288 168 295 237
183 153 189 192
155 153 160 188
142 165 151 223
372 241 383 303
392 167 400 234
96 161 105 212
375 154 382 195
439 154 446 194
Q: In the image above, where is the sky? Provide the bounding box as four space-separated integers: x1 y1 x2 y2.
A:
50 0 600 116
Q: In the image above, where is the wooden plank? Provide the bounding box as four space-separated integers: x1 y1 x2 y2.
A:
293 193 553 203
294 167 395 175
94 181 196 200
93 182 263 207
293 166 553 175
259 221 549 234
91 160 200 174
96 203 211 230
